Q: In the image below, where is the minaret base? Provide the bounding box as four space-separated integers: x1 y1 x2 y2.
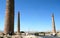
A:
52 33 56 36
16 32 20 35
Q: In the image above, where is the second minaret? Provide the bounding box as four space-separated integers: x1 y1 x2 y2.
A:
17 11 20 33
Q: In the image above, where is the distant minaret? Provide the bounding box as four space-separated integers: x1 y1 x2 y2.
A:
17 11 20 34
52 13 56 35
4 0 14 34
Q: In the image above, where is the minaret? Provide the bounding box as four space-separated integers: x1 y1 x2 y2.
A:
4 0 14 34
52 13 56 35
17 11 20 34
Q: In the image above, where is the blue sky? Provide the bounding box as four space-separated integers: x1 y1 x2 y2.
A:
0 0 60 32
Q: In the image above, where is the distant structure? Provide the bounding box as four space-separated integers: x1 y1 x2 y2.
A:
17 11 20 34
4 0 14 34
52 13 56 35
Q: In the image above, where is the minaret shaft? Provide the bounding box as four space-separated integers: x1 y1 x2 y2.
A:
52 14 56 34
4 0 14 34
17 12 20 33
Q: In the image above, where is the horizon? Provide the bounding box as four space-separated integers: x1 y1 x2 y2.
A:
0 0 60 32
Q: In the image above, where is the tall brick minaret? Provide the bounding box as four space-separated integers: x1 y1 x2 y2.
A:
17 11 20 34
4 0 14 34
52 13 56 35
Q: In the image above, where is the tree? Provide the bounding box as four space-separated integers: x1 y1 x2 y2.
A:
34 32 39 36
20 31 25 33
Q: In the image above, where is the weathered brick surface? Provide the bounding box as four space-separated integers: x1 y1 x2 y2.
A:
52 14 56 34
4 0 14 34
